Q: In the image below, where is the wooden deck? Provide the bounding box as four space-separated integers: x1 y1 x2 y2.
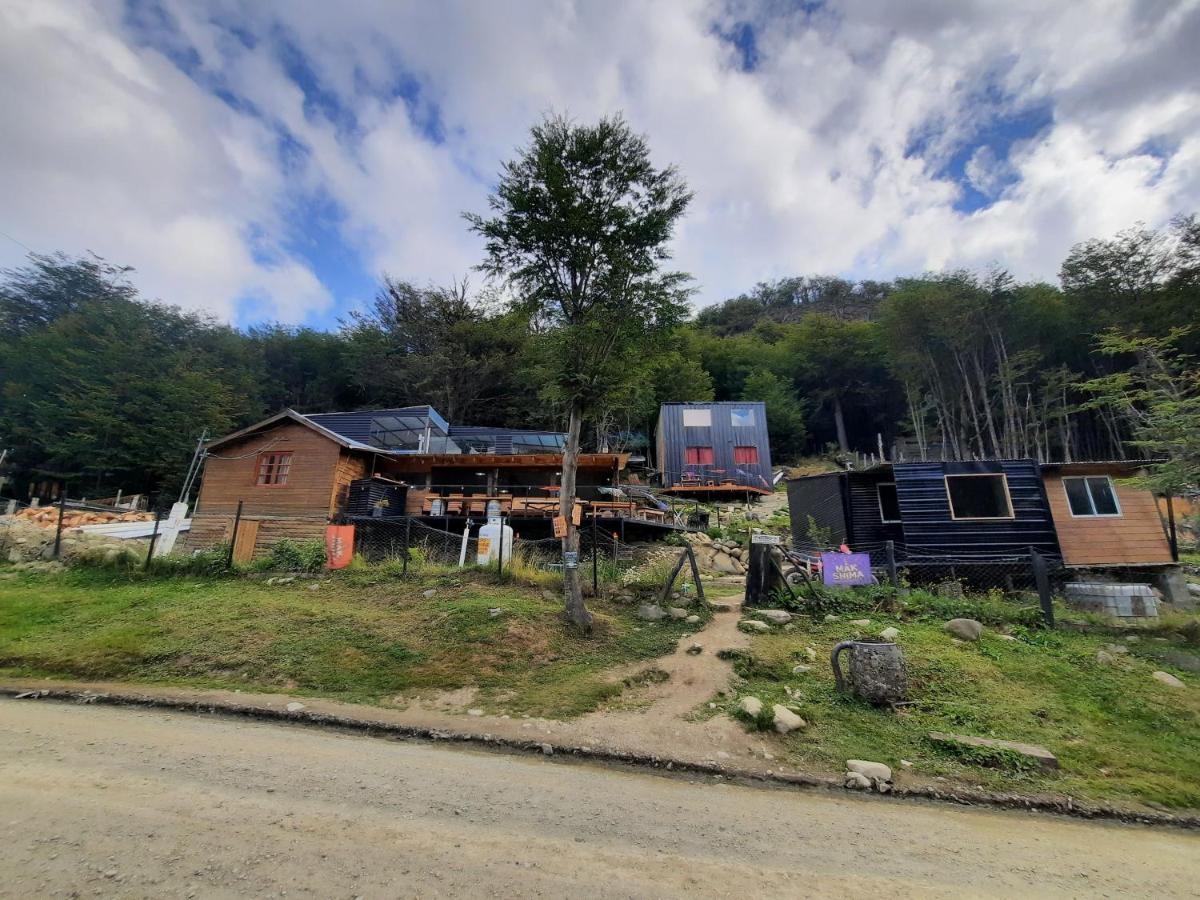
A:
661 483 771 497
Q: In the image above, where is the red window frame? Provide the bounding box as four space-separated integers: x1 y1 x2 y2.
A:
733 445 759 465
685 446 714 465
256 452 293 486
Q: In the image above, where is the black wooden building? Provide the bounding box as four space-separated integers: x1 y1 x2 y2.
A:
655 401 773 496
787 460 1061 559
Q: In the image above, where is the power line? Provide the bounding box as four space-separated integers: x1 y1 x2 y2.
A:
0 228 34 254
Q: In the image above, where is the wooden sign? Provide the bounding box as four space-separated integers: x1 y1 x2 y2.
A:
552 515 568 538
571 503 583 526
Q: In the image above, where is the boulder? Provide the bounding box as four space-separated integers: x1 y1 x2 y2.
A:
846 759 893 783
1095 649 1117 665
758 609 793 625
1152 671 1185 688
772 705 806 734
636 604 666 622
285 702 306 713
944 618 983 641
849 619 871 627
737 696 763 718
879 626 900 641
927 732 1058 771
685 614 701 624
711 552 741 574
422 588 437 598
823 614 839 623
843 772 872 790
1162 651 1200 674
791 664 812 675
667 606 690 620
487 607 504 618
738 619 770 633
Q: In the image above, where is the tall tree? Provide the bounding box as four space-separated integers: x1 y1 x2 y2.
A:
467 113 692 630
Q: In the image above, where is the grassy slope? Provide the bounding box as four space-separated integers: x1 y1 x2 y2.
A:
0 568 687 718
732 612 1200 809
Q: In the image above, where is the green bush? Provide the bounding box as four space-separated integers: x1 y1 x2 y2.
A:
152 544 232 577
267 539 327 573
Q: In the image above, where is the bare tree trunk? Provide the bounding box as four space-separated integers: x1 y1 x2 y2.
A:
833 396 850 452
560 399 593 632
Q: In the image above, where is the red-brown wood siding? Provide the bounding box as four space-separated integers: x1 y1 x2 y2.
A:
1044 471 1172 566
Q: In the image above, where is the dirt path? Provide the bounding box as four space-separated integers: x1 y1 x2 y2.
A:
3 699 1197 898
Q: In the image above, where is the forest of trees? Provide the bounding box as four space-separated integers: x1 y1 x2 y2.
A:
0 215 1196 504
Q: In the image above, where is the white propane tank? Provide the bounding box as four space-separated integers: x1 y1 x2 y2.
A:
476 518 513 567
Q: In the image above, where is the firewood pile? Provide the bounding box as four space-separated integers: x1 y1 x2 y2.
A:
10 506 155 529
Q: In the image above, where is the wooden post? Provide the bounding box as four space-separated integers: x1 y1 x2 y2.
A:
1030 547 1054 628
685 544 706 604
226 500 244 570
885 539 899 588
145 508 163 569
591 511 598 596
658 549 690 606
1165 493 1179 562
53 490 67 559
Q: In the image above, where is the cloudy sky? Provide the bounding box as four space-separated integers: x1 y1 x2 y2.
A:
1 0 1197 328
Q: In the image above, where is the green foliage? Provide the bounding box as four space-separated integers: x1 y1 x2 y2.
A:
267 540 328 573
741 369 806 460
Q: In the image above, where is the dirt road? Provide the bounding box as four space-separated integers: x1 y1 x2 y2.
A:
2 700 1197 898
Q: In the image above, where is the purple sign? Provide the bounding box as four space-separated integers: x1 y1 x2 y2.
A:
822 553 873 587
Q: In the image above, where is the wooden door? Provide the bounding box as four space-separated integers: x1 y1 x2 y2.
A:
231 519 260 564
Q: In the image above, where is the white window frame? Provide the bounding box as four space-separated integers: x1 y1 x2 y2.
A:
876 482 901 524
944 473 1015 521
681 408 711 428
1062 475 1123 518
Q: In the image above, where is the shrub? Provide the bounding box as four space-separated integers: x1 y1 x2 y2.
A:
267 539 327 573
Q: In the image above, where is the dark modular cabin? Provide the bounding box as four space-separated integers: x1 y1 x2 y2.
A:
656 401 773 497
787 460 1060 560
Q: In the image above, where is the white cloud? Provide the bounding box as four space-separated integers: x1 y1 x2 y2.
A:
1 0 1197 322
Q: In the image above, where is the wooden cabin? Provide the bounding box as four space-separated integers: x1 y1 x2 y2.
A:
187 407 654 562
656 401 773 498
787 460 1061 560
1041 461 1174 568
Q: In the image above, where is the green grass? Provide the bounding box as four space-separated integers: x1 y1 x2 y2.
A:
729 602 1200 811
0 566 691 718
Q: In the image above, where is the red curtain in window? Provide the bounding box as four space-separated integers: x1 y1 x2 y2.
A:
733 446 759 465
685 446 714 465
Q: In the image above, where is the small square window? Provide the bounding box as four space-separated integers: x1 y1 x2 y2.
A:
877 483 901 523
256 452 293 486
681 408 711 427
945 474 1013 520
730 406 756 427
1064 476 1122 517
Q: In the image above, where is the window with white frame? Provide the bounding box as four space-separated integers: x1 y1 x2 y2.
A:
1063 476 1121 517
876 483 901 523
681 408 711 427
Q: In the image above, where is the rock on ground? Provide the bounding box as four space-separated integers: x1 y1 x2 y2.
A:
757 609 793 625
944 618 983 641
927 732 1058 771
879 626 900 641
737 696 763 718
849 619 871 627
738 619 770 633
846 759 893 782
637 604 666 622
844 771 872 790
771 705 806 734
1152 671 1185 688
667 606 690 620
1095 649 1117 665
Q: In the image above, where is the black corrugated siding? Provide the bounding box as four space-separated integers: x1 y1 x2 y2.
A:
657 402 773 489
786 473 848 547
893 460 1060 557
846 471 905 547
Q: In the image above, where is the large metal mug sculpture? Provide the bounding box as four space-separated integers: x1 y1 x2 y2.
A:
830 639 907 704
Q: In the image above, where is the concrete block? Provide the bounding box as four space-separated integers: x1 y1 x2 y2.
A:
928 732 1058 771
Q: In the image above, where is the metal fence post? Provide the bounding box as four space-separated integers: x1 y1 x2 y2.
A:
53 490 67 559
144 508 163 570
1165 493 1178 562
1030 547 1054 628
226 500 244 570
885 539 899 588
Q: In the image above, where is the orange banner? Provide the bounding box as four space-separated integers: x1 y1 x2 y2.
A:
324 525 355 569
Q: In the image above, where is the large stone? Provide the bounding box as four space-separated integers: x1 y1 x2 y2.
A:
846 759 893 782
636 604 666 622
944 618 984 641
1152 671 1185 688
758 609 793 625
772 705 806 734
737 696 763 718
844 772 872 790
1161 651 1200 674
1095 649 1117 666
849 619 871 627
879 626 900 641
927 732 1058 771
667 606 690 620
685 614 701 624
738 619 770 633
711 551 741 574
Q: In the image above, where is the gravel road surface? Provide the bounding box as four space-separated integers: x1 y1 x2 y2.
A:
2 699 1197 898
